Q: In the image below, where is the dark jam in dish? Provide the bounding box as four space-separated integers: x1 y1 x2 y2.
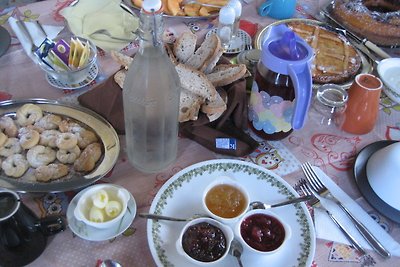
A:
240 213 285 252
182 222 227 262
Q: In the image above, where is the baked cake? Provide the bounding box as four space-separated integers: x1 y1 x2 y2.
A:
330 0 400 46
287 21 362 84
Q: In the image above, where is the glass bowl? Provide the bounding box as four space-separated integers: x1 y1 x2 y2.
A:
37 37 97 84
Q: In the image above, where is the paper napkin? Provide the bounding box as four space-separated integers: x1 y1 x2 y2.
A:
8 17 64 62
312 166 400 257
60 0 139 52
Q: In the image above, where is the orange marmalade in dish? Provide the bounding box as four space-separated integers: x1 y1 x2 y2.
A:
205 184 247 218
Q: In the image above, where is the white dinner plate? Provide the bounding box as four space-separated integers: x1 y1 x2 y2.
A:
146 159 316 267
67 184 137 241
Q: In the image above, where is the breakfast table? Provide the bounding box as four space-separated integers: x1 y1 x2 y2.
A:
1 0 400 266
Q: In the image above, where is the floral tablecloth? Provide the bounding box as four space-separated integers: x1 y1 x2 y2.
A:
0 0 400 266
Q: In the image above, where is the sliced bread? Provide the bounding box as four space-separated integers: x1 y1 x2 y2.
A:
175 63 217 101
186 34 221 72
173 32 197 64
114 69 127 89
201 88 227 115
203 45 224 74
165 44 178 65
179 88 204 122
110 50 133 68
206 64 247 87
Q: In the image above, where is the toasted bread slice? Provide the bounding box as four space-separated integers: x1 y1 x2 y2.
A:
186 34 221 72
201 88 227 115
206 64 247 87
173 32 197 64
203 45 224 74
165 44 178 65
111 50 133 68
179 88 204 122
114 69 127 88
175 63 217 101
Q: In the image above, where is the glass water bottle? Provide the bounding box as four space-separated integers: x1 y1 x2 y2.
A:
123 0 181 173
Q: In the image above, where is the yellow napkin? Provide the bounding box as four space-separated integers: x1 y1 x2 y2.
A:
61 0 139 52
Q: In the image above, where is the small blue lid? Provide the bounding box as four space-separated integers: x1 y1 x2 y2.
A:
268 31 308 61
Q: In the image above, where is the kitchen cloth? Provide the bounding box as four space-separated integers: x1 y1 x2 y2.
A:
60 0 139 52
78 73 258 157
312 166 400 256
8 17 64 62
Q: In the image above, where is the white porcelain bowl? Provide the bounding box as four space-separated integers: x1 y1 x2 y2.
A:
236 209 291 255
366 142 400 210
377 58 400 104
176 217 234 265
202 176 250 225
74 184 130 229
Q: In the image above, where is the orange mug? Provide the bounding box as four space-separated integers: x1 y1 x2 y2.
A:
338 73 382 134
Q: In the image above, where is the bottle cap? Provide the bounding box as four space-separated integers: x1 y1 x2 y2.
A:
228 0 242 17
143 0 162 12
219 5 235 24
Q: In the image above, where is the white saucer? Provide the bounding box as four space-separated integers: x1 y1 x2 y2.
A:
206 28 252 54
46 63 99 90
66 184 136 241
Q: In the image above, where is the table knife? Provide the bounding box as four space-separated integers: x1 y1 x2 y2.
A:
16 20 37 52
35 20 47 37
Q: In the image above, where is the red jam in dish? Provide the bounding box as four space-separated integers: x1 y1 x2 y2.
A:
240 213 285 252
205 184 247 218
182 222 227 262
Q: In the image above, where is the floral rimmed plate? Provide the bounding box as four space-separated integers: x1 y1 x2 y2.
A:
45 63 99 90
67 184 137 241
146 159 316 267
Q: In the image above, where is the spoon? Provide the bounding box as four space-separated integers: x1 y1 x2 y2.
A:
138 213 210 222
249 195 313 210
229 239 244 267
99 259 122 267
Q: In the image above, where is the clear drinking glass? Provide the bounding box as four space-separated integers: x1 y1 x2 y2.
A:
312 84 348 127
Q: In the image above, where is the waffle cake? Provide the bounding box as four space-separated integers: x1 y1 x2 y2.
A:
287 21 362 84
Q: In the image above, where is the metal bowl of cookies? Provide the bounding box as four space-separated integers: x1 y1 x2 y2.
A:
0 99 120 192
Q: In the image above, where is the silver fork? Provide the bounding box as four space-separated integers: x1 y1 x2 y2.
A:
301 162 391 259
297 181 368 257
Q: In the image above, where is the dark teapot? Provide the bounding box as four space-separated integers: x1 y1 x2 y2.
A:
0 188 66 267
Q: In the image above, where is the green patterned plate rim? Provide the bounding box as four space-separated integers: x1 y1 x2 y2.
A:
146 159 316 267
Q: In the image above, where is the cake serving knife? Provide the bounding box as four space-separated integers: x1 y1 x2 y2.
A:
320 3 391 59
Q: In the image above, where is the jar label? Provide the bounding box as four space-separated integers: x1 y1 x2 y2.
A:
248 81 293 134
